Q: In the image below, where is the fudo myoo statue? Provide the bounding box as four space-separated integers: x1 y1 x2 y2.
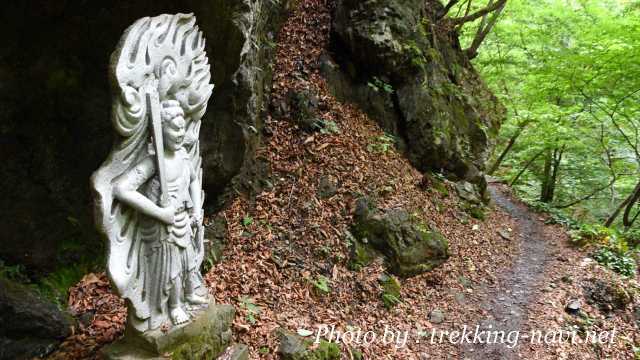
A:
92 13 213 332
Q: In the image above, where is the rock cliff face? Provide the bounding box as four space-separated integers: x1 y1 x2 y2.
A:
324 0 505 188
0 0 289 273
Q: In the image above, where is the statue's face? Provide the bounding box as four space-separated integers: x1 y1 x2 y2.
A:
163 116 186 152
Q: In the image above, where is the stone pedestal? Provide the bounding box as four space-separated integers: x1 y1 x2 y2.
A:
101 301 235 360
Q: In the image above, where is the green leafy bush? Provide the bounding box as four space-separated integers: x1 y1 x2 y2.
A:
569 223 614 247
593 247 637 277
622 228 640 248
525 200 579 229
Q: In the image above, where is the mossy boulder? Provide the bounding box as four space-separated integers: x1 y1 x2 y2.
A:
277 330 341 360
0 278 73 360
350 198 449 277
325 0 505 188
583 278 635 313
461 202 486 221
286 89 323 132
455 181 482 205
419 173 450 197
217 344 249 360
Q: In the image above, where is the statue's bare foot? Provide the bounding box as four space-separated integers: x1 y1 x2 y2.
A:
186 293 208 305
170 307 189 325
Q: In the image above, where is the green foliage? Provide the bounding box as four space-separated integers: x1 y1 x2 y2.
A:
623 228 640 248
569 223 614 246
379 274 402 309
40 263 93 306
367 76 394 94
367 134 397 153
203 240 224 273
0 260 30 283
402 40 428 69
318 120 341 135
239 296 261 325
472 0 640 229
242 216 254 227
0 258 95 306
566 221 638 276
311 275 331 295
523 200 638 277
524 199 579 229
310 341 341 360
593 247 637 277
462 203 486 221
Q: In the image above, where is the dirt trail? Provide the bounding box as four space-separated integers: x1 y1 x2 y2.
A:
462 183 553 359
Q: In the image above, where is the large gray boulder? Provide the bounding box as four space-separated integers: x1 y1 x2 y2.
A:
0 0 290 273
324 0 505 189
0 278 73 360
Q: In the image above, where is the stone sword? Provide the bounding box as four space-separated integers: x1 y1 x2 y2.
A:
146 87 170 208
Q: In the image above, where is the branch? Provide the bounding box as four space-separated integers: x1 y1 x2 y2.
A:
487 117 531 174
465 0 506 59
580 88 640 162
554 177 616 209
509 149 545 187
450 0 507 25
437 0 461 19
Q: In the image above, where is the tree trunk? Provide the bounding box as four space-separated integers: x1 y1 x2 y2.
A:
540 146 564 203
509 149 545 187
540 149 553 202
622 184 640 229
548 145 565 202
488 127 522 175
605 179 640 227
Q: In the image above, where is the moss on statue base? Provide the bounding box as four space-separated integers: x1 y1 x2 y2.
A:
102 301 234 360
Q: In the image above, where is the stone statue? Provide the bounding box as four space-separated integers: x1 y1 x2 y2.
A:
92 13 214 333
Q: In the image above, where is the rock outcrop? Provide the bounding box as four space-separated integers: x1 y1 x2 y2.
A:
277 329 341 360
0 0 290 273
0 278 73 360
324 0 505 193
350 198 449 277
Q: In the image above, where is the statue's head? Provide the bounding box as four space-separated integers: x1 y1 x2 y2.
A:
160 100 186 152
